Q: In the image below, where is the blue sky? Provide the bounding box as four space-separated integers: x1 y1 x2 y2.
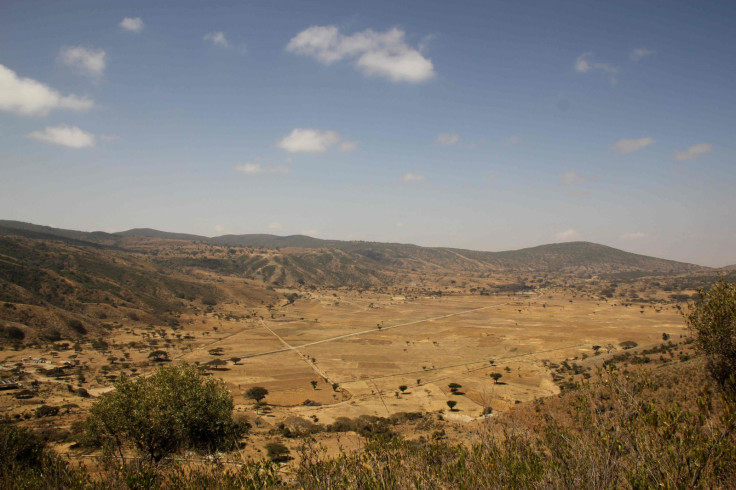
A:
1 0 734 266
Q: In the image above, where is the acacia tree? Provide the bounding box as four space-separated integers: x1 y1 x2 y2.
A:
84 363 240 463
685 278 736 391
246 386 268 404
147 350 169 363
490 373 503 384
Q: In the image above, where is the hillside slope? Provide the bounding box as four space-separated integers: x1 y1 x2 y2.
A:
0 219 710 284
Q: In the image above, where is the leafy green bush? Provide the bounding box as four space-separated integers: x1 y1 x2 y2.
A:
686 278 736 391
85 362 244 462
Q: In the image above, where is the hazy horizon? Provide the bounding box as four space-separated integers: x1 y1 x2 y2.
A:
2 1 734 267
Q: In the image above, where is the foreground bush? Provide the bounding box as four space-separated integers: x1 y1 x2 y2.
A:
295 368 736 489
84 362 244 463
0 421 89 489
686 277 736 391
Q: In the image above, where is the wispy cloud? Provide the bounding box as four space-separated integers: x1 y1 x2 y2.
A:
203 31 246 54
436 133 459 146
204 31 229 48
120 17 144 33
338 140 357 152
401 172 426 182
27 125 95 148
621 232 646 240
277 128 344 154
0 64 94 116
560 171 587 185
286 25 435 83
267 222 283 230
574 53 618 82
59 46 106 78
630 48 655 61
233 161 290 175
614 137 655 154
674 142 712 161
507 135 521 144
555 229 581 241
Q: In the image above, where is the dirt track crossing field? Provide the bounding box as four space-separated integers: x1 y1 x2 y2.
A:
168 291 686 421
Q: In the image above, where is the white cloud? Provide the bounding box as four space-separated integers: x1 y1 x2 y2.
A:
0 64 94 116
213 224 224 233
59 46 106 78
436 133 459 146
614 137 655 154
630 48 654 61
233 161 290 174
277 128 341 154
267 222 283 230
286 25 435 83
27 125 95 148
401 172 426 182
621 232 646 240
204 31 229 48
120 17 144 33
555 229 581 241
574 53 618 81
560 171 587 185
674 142 712 161
338 140 357 152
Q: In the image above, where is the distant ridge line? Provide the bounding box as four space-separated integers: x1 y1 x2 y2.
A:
0 219 712 271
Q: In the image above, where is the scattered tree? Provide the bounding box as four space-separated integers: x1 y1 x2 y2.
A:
490 373 503 384
446 400 457 411
265 442 291 463
310 380 318 390
245 386 269 404
620 340 638 350
147 350 169 363
399 385 408 394
448 383 462 394
207 359 227 370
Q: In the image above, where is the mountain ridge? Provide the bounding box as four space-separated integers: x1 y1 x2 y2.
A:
0 220 709 273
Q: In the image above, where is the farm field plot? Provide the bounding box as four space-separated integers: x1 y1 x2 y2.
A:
172 291 687 423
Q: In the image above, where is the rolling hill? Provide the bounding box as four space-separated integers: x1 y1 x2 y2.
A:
0 220 708 277
0 219 720 346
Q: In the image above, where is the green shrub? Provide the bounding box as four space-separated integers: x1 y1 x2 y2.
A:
686 278 736 391
85 362 243 462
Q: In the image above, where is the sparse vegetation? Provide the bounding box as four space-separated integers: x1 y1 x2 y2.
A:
1 222 734 487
